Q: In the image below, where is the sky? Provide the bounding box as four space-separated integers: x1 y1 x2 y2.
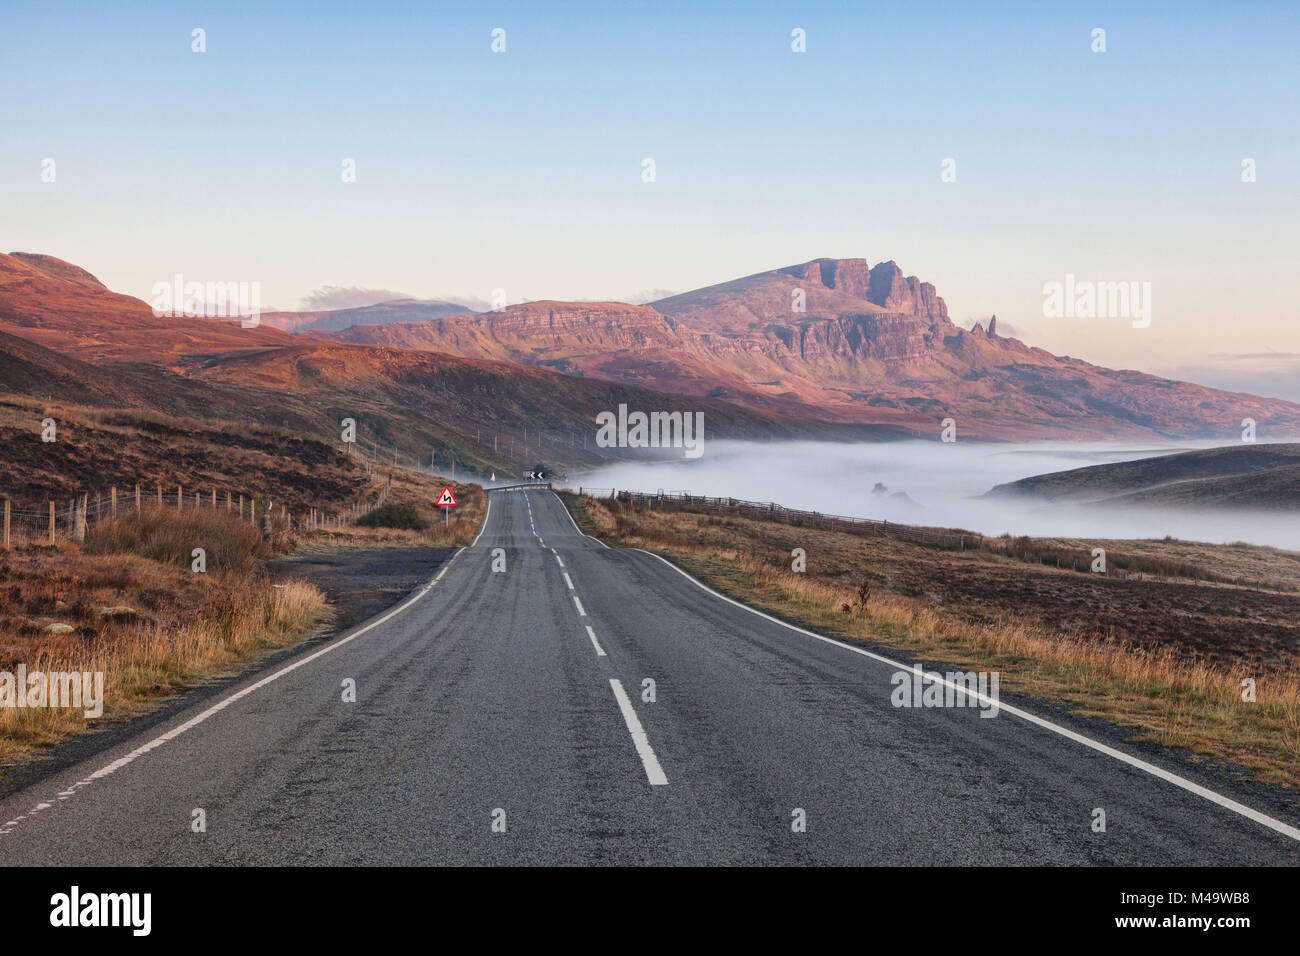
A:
3 1 1298 397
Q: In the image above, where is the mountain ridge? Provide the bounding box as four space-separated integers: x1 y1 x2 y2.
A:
317 257 1300 441
0 252 885 479
5 251 1300 442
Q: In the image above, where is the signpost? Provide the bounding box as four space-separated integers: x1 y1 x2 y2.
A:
435 485 458 527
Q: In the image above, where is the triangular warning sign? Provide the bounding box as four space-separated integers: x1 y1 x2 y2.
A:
435 486 458 507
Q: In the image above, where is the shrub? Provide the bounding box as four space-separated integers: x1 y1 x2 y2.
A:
85 506 270 577
356 501 429 530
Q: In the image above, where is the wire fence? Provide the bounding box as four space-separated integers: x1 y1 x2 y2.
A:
0 478 394 549
577 487 983 551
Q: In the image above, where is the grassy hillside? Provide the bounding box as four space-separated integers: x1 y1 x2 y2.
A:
988 443 1300 508
0 395 371 511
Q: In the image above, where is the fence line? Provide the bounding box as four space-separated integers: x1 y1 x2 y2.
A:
579 487 982 551
0 475 396 549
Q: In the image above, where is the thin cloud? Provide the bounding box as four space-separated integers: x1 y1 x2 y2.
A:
298 286 490 312
1208 351 1300 362
299 286 415 310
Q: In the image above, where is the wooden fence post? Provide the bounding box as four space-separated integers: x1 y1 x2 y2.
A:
111 487 117 517
157 485 163 507
177 485 183 512
3 499 9 550
49 501 55 545
136 483 141 510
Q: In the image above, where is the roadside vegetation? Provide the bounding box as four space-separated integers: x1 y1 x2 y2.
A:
0 507 325 767
356 502 430 531
564 492 1300 787
298 470 485 550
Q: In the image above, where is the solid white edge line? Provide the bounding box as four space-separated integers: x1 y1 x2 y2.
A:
470 495 492 547
609 678 668 786
586 625 607 657
551 491 609 547
632 547 1300 844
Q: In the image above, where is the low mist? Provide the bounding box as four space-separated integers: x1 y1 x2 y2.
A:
573 440 1300 550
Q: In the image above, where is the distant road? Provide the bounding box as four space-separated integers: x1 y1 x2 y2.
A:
2 489 1298 864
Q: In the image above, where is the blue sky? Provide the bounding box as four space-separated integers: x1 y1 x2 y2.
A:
3 1 1298 395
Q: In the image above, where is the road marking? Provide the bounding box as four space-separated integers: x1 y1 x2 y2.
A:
634 549 1300 844
550 492 609 548
0 544 475 840
573 595 587 616
470 496 492 548
563 572 574 590
586 625 607 657
555 554 565 567
609 679 668 786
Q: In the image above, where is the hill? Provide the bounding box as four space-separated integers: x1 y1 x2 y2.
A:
0 252 288 363
0 254 871 478
987 443 1300 509
260 298 478 334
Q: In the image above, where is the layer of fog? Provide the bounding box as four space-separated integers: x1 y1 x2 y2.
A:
573 440 1300 550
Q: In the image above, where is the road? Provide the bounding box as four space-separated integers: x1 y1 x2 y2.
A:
2 488 1298 865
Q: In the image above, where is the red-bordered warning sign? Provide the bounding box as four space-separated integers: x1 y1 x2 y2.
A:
435 486 458 507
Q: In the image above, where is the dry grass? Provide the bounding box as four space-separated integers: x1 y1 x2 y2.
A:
0 509 326 767
85 506 275 577
568 493 1300 786
981 533 1300 590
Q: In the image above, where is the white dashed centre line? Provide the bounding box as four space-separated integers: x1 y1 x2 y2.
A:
586 625 606 657
609 679 668 786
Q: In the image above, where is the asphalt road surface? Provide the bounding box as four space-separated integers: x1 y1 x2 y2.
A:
2 488 1298 865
